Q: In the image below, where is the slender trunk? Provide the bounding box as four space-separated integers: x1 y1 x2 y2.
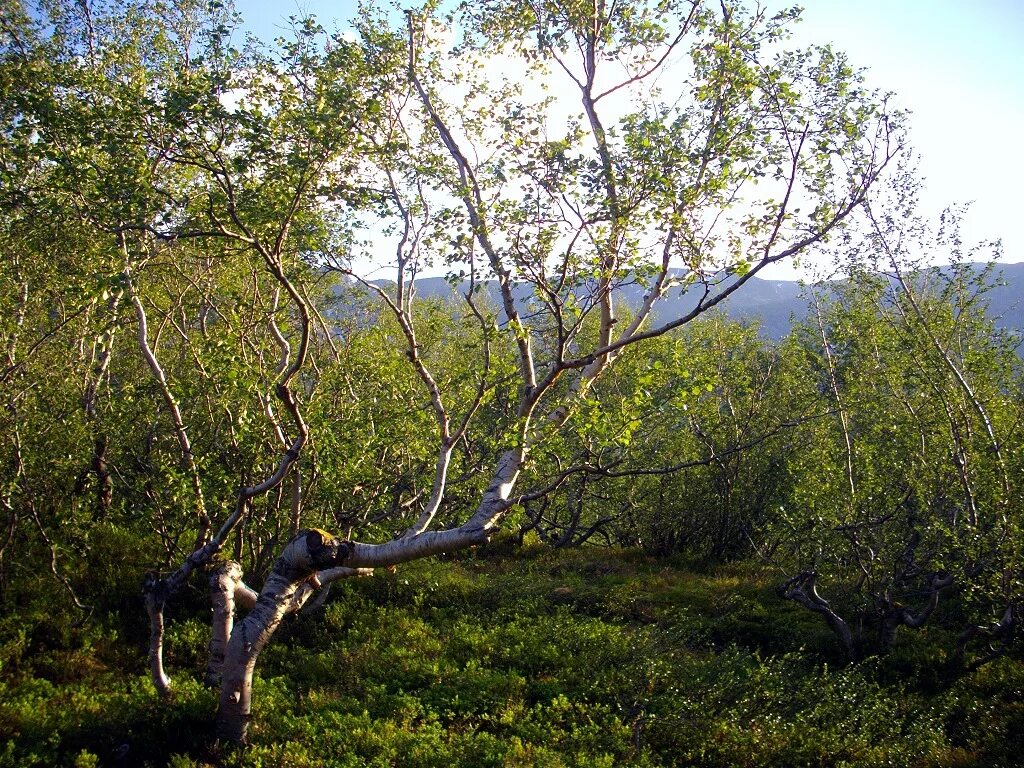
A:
141 538 225 694
879 610 901 649
289 463 303 536
954 603 1016 671
125 256 209 542
205 561 245 686
143 574 171 697
879 574 954 649
212 451 524 745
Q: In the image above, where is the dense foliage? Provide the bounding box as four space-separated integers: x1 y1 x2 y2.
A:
0 0 1020 757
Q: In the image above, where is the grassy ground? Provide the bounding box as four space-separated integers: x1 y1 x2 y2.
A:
1 543 1022 767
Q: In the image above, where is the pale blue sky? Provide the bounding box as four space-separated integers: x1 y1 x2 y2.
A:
232 1 1024 270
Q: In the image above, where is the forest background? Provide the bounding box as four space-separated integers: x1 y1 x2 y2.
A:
0 0 1021 765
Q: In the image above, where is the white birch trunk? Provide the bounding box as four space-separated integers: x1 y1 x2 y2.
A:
205 561 248 686
214 450 523 743
216 530 363 742
143 573 171 697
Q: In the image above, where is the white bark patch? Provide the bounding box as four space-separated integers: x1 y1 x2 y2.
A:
205 561 245 687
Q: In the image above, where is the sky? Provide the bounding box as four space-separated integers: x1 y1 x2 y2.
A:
231 0 1024 277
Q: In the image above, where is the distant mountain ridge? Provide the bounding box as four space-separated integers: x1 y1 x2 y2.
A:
362 262 1024 341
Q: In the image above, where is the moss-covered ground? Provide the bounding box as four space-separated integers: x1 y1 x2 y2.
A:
2 544 1021 767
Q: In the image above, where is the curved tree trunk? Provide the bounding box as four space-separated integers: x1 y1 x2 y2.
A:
781 572 859 661
216 530 367 743
143 573 172 697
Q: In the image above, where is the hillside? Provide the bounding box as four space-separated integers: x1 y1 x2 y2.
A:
374 262 1024 340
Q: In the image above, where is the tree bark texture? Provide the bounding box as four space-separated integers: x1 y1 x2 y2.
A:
143 572 172 697
205 561 256 686
216 530 359 743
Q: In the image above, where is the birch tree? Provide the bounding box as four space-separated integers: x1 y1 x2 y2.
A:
2 0 905 743
205 0 901 743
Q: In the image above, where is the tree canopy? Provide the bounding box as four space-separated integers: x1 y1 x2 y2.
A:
1 0 1019 749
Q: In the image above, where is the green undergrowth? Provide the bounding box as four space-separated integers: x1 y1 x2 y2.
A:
1 545 1021 767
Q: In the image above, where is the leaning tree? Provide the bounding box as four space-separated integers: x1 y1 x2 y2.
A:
1 0 903 742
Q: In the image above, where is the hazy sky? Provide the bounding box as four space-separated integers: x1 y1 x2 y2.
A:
231 1 1024 273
